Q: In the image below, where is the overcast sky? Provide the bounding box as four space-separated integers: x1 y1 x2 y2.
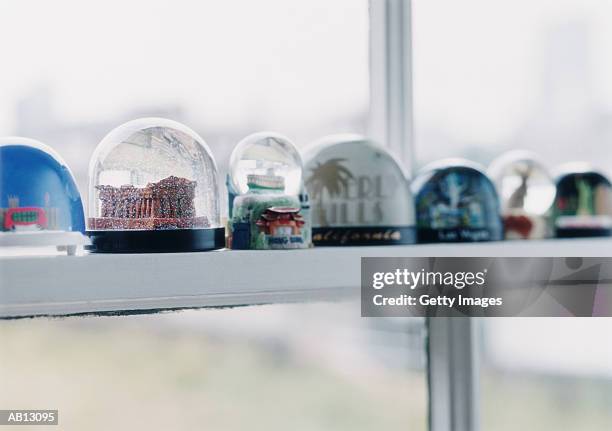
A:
0 0 369 132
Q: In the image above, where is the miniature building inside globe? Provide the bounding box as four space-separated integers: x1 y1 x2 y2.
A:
412 159 503 243
488 151 556 239
256 207 305 236
87 118 224 252
0 137 88 254
227 132 303 213
92 176 199 230
553 164 612 238
302 135 415 246
228 132 310 250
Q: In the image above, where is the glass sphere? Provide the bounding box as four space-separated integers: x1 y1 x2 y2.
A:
553 163 612 237
88 118 220 232
488 151 556 215
488 151 556 239
412 159 503 243
229 132 302 196
0 137 85 234
303 134 415 246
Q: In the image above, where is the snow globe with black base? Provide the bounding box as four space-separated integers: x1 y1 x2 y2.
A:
87 118 224 253
302 134 416 246
552 163 612 238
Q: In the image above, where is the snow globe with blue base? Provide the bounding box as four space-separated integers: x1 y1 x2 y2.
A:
0 137 88 255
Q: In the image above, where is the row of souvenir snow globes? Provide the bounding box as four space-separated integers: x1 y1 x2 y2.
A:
1 117 611 255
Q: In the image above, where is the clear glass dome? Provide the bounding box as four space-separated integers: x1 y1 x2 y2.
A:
229 132 302 196
0 137 87 253
412 159 503 243
227 132 309 250
489 151 556 215
88 118 220 231
302 134 415 246
488 151 556 239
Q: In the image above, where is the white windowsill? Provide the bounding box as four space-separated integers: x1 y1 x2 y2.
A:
1 238 611 318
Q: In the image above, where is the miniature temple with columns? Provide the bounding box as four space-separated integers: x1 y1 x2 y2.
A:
89 176 208 230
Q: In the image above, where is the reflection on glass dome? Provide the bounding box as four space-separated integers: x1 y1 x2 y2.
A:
412 159 503 243
303 135 415 246
87 118 224 252
229 132 302 197
553 163 612 238
0 137 88 254
228 132 310 250
488 151 556 239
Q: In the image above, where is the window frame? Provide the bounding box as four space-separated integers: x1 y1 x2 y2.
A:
368 2 479 430
5 3 610 431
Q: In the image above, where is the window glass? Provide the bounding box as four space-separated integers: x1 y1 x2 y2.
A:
481 319 612 430
0 0 369 214
413 0 612 175
0 304 427 430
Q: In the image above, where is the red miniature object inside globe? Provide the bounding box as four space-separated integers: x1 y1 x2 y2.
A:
256 206 305 236
504 214 534 239
4 207 48 230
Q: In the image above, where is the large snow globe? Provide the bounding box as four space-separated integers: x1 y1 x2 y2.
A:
553 163 612 238
87 118 224 252
302 134 415 246
488 150 556 239
227 132 309 250
412 159 503 243
0 137 88 255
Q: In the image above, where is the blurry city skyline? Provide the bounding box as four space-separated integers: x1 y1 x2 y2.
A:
412 0 612 172
2 1 612 186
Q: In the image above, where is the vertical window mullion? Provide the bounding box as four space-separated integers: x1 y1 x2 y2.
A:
368 0 415 177
369 2 480 430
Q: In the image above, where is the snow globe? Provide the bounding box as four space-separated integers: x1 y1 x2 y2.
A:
488 151 556 239
552 163 612 238
227 132 310 250
412 159 503 243
87 118 224 252
302 134 415 246
0 137 88 255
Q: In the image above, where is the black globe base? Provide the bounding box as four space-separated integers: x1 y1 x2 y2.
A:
555 227 611 239
417 227 504 244
312 226 416 246
87 228 226 253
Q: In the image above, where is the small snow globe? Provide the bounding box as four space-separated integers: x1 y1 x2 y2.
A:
228 132 310 249
303 135 415 246
87 118 224 252
553 163 612 238
0 137 88 255
488 150 556 239
412 159 503 243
